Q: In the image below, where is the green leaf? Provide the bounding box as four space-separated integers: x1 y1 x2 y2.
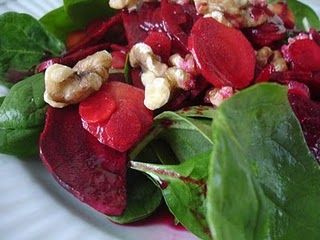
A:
208 83 320 240
130 108 215 240
109 142 163 224
287 0 320 31
64 0 116 26
40 7 83 42
0 12 65 84
108 169 162 224
0 73 47 156
124 54 132 85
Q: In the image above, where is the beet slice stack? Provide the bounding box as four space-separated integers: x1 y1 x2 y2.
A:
40 106 127 216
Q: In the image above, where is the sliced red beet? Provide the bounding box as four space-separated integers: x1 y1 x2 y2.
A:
122 3 162 46
288 87 320 162
144 31 172 62
79 81 153 152
287 39 320 72
79 91 117 123
270 70 320 99
243 18 287 48
66 30 87 50
40 106 127 215
161 0 198 52
111 51 127 69
188 17 256 89
255 64 275 83
270 2 295 29
37 43 110 72
68 13 123 53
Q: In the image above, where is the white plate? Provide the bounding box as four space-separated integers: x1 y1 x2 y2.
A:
0 1 319 240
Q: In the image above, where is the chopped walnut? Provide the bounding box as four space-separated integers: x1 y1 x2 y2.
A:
129 43 168 76
272 50 288 72
256 47 287 72
256 46 273 67
195 0 268 28
44 51 112 108
109 0 143 11
129 43 195 110
205 86 234 107
169 53 196 74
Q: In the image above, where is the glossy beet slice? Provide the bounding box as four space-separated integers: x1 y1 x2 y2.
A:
144 31 172 62
288 84 320 162
40 106 127 215
243 19 287 48
189 18 256 89
37 43 110 72
80 81 153 152
161 0 198 52
122 3 162 46
288 39 320 72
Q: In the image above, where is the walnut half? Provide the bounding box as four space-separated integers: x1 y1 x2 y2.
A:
44 51 112 108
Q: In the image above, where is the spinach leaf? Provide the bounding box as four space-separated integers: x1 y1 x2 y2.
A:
109 145 163 224
0 73 47 156
64 0 116 26
207 83 320 240
0 13 64 84
131 109 214 240
124 54 132 85
287 0 320 31
40 7 83 42
0 96 5 106
108 169 162 224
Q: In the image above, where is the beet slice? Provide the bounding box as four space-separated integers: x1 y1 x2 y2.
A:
288 39 320 72
288 88 320 162
144 31 172 62
122 3 162 46
188 17 256 89
243 20 287 48
40 106 127 215
79 81 153 152
68 13 123 53
37 43 110 72
161 0 198 52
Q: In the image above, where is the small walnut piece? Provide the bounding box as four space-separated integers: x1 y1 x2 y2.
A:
129 43 168 76
129 44 195 110
109 0 142 11
206 86 234 107
256 47 288 71
256 46 273 67
44 51 112 108
271 50 288 72
195 0 268 28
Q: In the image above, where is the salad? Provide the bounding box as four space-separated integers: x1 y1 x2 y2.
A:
0 0 320 239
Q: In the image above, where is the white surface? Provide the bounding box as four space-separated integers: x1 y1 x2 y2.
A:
0 1 319 240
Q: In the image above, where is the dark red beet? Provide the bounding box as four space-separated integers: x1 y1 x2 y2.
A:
37 43 111 72
68 13 123 53
270 71 320 99
111 51 127 69
79 81 153 152
287 39 320 72
255 64 275 83
288 87 320 162
188 17 256 89
144 31 172 62
161 0 199 52
270 2 295 29
122 3 162 46
243 17 287 48
39 106 127 215
131 68 144 89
